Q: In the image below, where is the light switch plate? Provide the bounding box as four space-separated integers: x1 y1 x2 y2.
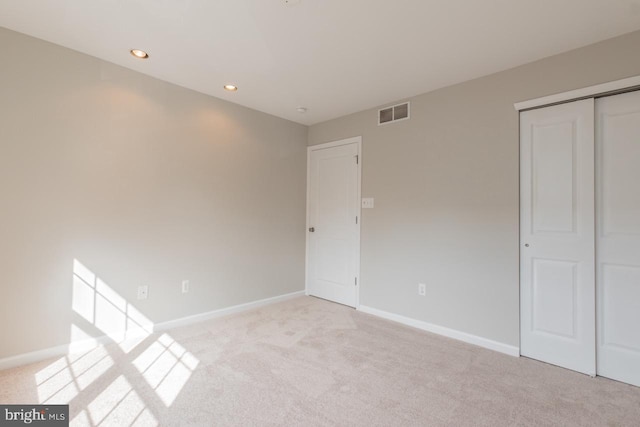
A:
362 198 374 209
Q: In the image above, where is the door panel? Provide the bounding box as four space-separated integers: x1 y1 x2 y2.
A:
596 91 640 387
307 142 360 307
532 259 578 338
520 99 596 375
531 121 578 234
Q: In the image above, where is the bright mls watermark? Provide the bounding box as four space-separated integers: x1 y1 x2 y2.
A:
1 405 68 426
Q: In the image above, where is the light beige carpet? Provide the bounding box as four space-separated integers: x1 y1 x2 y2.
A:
1 296 639 426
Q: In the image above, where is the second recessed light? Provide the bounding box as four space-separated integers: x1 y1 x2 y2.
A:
130 49 149 59
224 84 238 92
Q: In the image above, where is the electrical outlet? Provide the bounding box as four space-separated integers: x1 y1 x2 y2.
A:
137 285 148 300
361 198 375 209
418 283 426 296
182 280 190 294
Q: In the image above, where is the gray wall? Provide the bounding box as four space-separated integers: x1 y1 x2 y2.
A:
0 27 307 359
308 30 640 347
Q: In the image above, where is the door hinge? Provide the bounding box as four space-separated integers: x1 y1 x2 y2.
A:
356 216 358 224
355 155 359 164
355 277 358 286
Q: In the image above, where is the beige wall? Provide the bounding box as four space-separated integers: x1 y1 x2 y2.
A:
0 28 307 359
308 30 640 347
3 24 640 361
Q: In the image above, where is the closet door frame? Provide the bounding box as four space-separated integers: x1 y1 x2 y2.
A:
515 75 640 384
514 76 640 112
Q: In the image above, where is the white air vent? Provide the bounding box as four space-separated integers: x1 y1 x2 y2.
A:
378 102 410 125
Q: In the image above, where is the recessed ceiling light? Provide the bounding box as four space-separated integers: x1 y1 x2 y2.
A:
297 107 307 113
130 49 149 59
224 84 238 92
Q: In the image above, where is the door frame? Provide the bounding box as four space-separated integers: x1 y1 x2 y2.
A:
305 136 362 308
514 75 640 112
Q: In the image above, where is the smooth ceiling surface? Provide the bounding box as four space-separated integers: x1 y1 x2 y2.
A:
2 0 640 125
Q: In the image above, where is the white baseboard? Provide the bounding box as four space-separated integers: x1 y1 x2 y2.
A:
0 343 71 372
0 290 305 371
357 305 520 357
153 290 305 331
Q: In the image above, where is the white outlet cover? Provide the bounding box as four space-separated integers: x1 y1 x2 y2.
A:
418 283 426 296
182 280 190 293
362 198 374 209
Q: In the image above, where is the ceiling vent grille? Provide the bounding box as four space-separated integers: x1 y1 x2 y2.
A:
378 102 410 125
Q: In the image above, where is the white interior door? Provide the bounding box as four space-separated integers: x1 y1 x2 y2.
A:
307 139 360 307
596 91 640 387
520 99 596 375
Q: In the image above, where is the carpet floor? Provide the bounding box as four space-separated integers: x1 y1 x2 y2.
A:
1 296 639 426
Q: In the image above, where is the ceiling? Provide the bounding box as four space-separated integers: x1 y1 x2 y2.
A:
2 1 640 125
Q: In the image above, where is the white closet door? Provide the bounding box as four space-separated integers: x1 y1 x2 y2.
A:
596 91 640 387
520 99 596 375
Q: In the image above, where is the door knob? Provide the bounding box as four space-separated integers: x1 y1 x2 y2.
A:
524 243 529 247
309 227 315 232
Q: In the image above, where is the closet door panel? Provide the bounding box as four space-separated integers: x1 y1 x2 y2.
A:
520 99 596 375
596 90 640 387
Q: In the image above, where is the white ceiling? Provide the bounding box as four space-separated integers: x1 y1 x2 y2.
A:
2 1 640 125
